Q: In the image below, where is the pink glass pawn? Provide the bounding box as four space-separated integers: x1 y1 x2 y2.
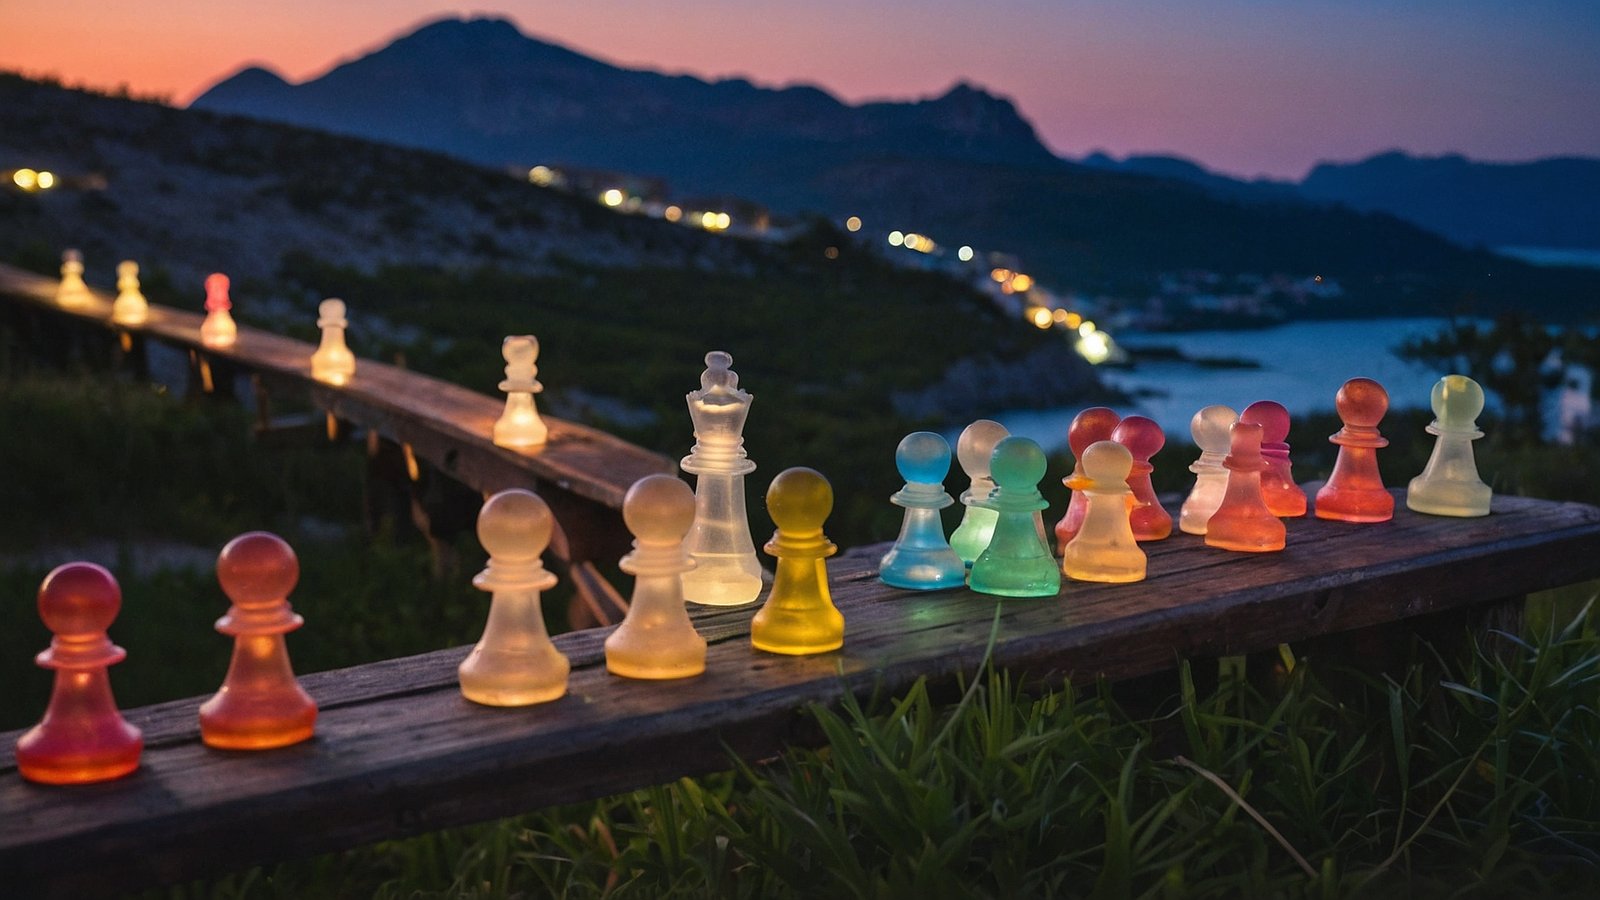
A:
1062 441 1147 583
1241 400 1307 517
15 563 143 784
1178 404 1237 535
199 272 237 349
1053 407 1121 547
1111 415 1172 541
1205 422 1287 552
1315 378 1394 523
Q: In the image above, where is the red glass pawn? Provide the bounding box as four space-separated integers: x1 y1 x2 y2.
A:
1240 400 1307 517
1315 378 1394 523
1053 407 1121 547
1111 415 1172 541
199 532 317 749
1206 422 1287 552
15 563 143 784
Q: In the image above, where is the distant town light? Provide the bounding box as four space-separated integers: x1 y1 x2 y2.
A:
716 212 731 230
35 170 55 190
1051 308 1069 324
528 165 554 186
824 246 840 260
1076 330 1112 364
602 188 624 207
888 231 904 247
1010 273 1033 293
13 168 37 189
1028 307 1053 329
845 216 862 232
1064 311 1083 329
664 205 683 223
957 245 974 262
990 267 1011 283
1078 320 1097 337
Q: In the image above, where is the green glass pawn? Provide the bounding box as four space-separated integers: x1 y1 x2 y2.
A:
1407 375 1493 517
969 436 1062 598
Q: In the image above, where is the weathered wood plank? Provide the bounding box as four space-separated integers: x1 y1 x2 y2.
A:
2 492 1598 897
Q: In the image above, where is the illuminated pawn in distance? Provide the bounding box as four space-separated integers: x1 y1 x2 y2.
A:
879 432 966 590
199 272 237 349
606 475 707 679
460 489 569 705
111 260 148 326
199 532 317 749
1054 407 1121 546
970 437 1062 598
1062 441 1146 584
1241 400 1307 517
56 248 91 306
14 563 142 784
493 335 548 448
309 298 356 386
751 468 844 655
1112 415 1172 541
680 351 763 605
1205 422 1288 553
1407 375 1493 517
1178 404 1238 535
1315 378 1394 523
949 419 1008 566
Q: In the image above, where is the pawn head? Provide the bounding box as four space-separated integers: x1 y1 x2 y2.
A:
989 436 1047 489
1111 415 1165 461
477 489 554 562
1432 374 1485 427
896 431 951 485
118 260 138 279
955 419 1009 478
623 474 696 543
766 467 833 533
1068 407 1121 458
1081 440 1133 488
63 248 83 264
1334 377 1388 427
1228 421 1265 465
204 273 231 311
503 334 538 366
1240 400 1290 444
318 298 346 321
217 532 299 607
1190 404 1238 453
38 562 121 637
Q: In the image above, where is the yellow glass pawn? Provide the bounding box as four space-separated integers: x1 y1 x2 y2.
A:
111 260 148 326
459 489 569 705
1407 375 1493 517
1063 441 1147 583
56 249 91 306
751 468 844 655
606 475 707 679
309 298 356 385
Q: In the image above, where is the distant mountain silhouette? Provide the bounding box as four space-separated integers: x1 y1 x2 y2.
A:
1080 152 1299 203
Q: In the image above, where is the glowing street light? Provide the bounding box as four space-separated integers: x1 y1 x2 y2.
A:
888 231 904 247
1028 307 1053 329
845 216 862 232
957 245 974 262
601 188 624 207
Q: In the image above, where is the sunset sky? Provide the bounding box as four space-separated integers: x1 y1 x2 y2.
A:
4 0 1598 179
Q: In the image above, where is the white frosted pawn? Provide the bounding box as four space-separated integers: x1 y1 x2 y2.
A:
1178 404 1239 535
199 272 237 349
459 489 568 706
606 475 707 679
1063 441 1146 583
56 249 90 306
493 335 548 448
111 260 148 325
680 351 763 606
1407 375 1493 517
309 298 355 385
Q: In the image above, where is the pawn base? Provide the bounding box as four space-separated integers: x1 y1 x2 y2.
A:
1406 477 1492 518
15 724 142 785
879 548 967 591
1314 488 1394 523
750 607 844 656
199 691 318 750
970 555 1061 598
1063 556 1146 584
682 560 763 607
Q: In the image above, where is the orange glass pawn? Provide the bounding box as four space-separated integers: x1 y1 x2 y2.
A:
1111 415 1172 541
1205 422 1287 552
15 563 143 784
1240 400 1307 517
199 532 317 749
1054 407 1121 548
1062 441 1146 583
1314 378 1394 523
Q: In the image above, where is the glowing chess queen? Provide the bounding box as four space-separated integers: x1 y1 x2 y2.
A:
680 351 763 606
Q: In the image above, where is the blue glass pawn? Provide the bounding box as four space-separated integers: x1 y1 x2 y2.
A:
970 437 1062 598
880 432 967 590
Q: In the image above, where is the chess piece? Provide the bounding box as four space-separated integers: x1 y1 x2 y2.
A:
199 532 317 749
55 248 91 306
493 335 548 448
1111 416 1172 541
309 298 356 385
606 475 707 679
1205 422 1288 552
111 260 148 326
949 419 1008 565
970 437 1062 598
680 351 763 605
1407 375 1493 517
1241 400 1307 517
1062 441 1146 583
199 272 237 349
1315 377 1394 523
1178 405 1238 535
459 489 569 705
879 432 966 590
1054 407 1121 546
751 467 844 655
14 563 142 784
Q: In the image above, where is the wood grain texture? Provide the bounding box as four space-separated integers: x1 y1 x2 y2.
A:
3 491 1599 897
